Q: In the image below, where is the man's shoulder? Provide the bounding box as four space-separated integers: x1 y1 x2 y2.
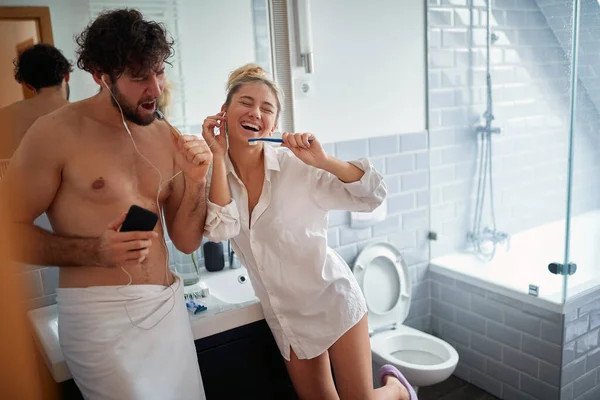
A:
0 100 25 118
34 101 84 128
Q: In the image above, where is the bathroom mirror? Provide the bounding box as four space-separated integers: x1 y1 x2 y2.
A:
0 7 54 109
0 0 273 131
166 0 273 130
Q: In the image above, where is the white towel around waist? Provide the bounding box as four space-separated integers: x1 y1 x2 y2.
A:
56 276 204 400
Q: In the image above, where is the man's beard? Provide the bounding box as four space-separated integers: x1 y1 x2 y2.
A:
109 83 156 126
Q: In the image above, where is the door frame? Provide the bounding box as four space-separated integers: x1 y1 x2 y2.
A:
0 7 54 45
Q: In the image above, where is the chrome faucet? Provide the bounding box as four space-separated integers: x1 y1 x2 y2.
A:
227 240 242 269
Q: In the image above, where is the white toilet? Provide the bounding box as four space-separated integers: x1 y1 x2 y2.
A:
352 242 459 389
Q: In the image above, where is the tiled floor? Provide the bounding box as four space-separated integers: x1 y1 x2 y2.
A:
418 376 500 400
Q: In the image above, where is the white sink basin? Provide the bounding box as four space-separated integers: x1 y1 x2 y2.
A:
200 267 257 304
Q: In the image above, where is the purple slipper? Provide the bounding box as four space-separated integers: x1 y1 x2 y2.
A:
378 364 418 400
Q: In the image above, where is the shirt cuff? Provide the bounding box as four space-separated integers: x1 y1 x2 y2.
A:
341 158 385 198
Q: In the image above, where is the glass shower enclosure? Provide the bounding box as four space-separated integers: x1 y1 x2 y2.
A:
427 0 598 306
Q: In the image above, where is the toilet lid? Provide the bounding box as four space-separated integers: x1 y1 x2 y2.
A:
352 242 411 330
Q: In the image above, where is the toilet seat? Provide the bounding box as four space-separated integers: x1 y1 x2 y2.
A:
352 242 411 331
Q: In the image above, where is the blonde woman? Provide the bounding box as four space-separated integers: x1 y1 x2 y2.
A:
203 64 417 400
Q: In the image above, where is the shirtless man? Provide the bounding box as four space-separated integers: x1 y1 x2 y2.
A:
2 9 235 399
0 43 71 161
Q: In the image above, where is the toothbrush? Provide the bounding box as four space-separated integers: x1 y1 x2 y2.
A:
155 110 182 138
248 138 313 145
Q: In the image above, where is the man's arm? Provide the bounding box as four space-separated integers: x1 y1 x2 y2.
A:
163 132 213 255
2 115 155 267
2 114 93 266
163 173 207 255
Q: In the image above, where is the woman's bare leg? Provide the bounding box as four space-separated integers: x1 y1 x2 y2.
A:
284 347 339 400
328 316 411 400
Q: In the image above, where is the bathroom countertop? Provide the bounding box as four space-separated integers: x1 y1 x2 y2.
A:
28 294 264 383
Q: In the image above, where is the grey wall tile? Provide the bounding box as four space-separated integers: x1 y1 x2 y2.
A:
575 330 600 359
504 383 538 400
440 320 470 346
329 210 349 227
440 283 470 308
432 299 456 322
372 216 401 236
407 298 429 321
590 312 600 331
586 348 600 372
454 342 486 370
566 316 591 343
335 139 369 160
521 334 562 365
578 379 600 400
369 135 399 156
386 154 414 174
487 321 521 349
471 294 504 321
453 362 471 382
539 361 560 387
429 8 454 26
402 209 428 230
40 268 59 296
388 230 417 250
562 383 574 400
400 133 428 152
505 309 542 337
503 346 539 377
401 171 429 192
521 373 559 400
335 245 358 266
470 369 503 398
456 309 486 335
578 298 600 317
455 280 487 297
388 194 415 214
573 369 597 399
471 332 502 360
563 357 587 386
564 341 576 365
541 320 563 345
486 358 520 388
429 270 455 286
339 227 372 246
18 270 43 299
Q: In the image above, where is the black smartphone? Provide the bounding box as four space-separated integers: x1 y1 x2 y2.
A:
119 205 159 232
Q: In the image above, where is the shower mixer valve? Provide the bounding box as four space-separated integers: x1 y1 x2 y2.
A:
475 125 502 135
468 228 510 251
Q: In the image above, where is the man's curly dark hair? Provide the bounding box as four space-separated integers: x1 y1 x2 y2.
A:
75 8 174 80
13 43 73 91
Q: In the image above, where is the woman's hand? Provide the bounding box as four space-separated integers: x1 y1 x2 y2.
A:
201 111 228 158
281 132 329 169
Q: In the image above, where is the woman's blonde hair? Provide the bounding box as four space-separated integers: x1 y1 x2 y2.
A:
157 77 172 117
225 63 282 121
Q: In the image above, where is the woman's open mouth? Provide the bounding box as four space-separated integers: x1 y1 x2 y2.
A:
240 122 260 133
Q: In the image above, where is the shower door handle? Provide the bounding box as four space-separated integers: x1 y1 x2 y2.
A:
548 262 577 276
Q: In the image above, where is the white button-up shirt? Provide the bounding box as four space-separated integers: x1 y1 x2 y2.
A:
204 145 386 360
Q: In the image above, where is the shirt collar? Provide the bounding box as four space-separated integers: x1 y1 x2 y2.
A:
225 143 281 178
